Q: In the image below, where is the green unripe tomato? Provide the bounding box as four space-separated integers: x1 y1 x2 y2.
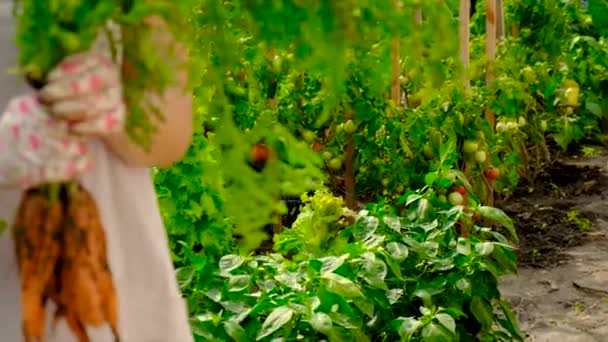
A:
423 144 433 159
496 122 507 133
448 192 464 205
328 158 342 170
475 150 487 164
303 130 317 143
522 66 536 84
344 120 357 134
565 87 579 107
518 117 527 127
322 151 333 161
463 140 478 154
506 122 518 130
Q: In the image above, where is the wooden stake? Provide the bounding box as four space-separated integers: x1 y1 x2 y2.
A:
484 0 499 206
485 0 497 127
391 37 401 105
459 0 471 93
496 0 505 40
460 0 473 179
486 0 497 87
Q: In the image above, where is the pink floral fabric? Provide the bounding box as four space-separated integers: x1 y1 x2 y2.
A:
0 95 92 188
40 52 126 137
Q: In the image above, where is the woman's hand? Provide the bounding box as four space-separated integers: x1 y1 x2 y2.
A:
39 52 126 137
38 16 192 169
0 95 93 189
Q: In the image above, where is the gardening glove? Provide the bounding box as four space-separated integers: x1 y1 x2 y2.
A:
0 95 93 189
39 52 126 137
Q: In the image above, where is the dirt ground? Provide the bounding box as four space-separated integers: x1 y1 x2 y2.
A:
499 153 608 341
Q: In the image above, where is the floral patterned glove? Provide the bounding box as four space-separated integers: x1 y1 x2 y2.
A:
0 95 93 189
40 52 126 137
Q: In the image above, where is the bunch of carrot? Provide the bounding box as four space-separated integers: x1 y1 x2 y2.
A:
14 184 119 342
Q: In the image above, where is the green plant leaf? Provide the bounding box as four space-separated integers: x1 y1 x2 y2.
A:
383 216 401 232
219 255 245 274
424 172 439 186
412 288 441 301
326 326 352 342
421 322 451 341
224 320 249 341
395 317 421 340
586 101 603 117
470 297 494 330
498 299 525 340
439 134 457 164
353 297 375 317
386 288 404 305
221 301 252 318
436 178 453 188
256 306 294 340
353 216 379 241
406 194 423 206
415 198 432 220
206 288 222 303
328 311 363 329
492 244 518 274
360 252 388 289
421 241 439 257
456 238 471 255
477 206 517 240
475 242 495 256
320 254 349 275
322 273 364 298
190 319 221 342
435 313 456 333
456 278 471 295
275 271 304 291
310 312 333 333
228 274 251 292
386 242 409 262
175 266 195 290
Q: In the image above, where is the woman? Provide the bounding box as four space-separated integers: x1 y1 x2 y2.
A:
0 8 194 342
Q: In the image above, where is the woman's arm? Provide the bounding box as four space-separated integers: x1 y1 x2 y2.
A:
102 16 193 168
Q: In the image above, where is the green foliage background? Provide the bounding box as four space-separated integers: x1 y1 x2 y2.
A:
153 0 608 340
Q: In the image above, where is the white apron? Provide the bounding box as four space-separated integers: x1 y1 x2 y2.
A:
0 9 193 342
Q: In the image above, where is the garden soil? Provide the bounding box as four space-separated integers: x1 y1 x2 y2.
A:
499 153 608 341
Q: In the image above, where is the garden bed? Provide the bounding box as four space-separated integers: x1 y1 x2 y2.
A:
499 159 608 268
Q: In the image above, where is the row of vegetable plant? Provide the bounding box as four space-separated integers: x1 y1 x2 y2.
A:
154 0 608 340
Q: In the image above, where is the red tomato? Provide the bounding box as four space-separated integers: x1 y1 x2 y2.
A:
484 168 500 181
312 142 322 152
454 185 467 196
252 144 269 162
